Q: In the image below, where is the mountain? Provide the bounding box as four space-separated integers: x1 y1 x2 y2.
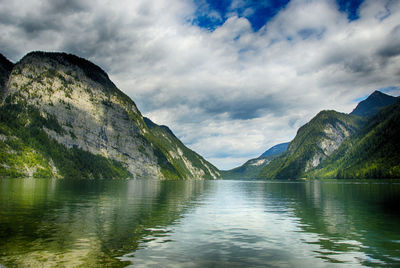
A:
221 142 289 179
259 110 363 179
221 155 275 180
0 53 13 96
309 99 400 179
0 51 220 179
223 91 398 180
143 117 220 179
260 142 289 157
350 90 397 117
259 90 399 180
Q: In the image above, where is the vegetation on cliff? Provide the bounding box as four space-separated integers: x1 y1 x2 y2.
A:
0 51 220 179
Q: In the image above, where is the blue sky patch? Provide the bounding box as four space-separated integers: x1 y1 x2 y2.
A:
192 0 365 32
379 86 400 95
192 0 290 31
352 94 370 103
336 0 364 21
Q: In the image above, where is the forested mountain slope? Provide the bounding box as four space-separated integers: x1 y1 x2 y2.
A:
0 51 220 179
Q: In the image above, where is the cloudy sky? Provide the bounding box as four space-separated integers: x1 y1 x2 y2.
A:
1 0 400 169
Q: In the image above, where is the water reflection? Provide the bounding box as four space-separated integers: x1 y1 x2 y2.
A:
125 180 400 267
240 180 400 266
0 179 207 267
285 181 400 266
1 179 400 267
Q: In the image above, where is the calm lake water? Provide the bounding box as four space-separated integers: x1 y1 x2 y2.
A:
1 179 400 267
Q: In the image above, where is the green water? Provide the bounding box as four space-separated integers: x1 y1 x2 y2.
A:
1 179 400 267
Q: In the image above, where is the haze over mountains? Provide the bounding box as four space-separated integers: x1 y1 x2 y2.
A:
0 52 220 179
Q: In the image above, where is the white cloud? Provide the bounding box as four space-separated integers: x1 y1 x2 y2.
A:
0 0 399 169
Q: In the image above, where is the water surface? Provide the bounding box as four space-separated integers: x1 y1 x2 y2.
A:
1 179 400 267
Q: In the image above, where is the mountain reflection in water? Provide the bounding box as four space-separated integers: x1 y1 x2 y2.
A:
1 179 400 267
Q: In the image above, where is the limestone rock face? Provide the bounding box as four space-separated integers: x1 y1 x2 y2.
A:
259 110 362 179
1 52 220 179
143 117 220 179
305 121 353 171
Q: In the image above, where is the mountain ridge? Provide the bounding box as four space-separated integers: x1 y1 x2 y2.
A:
1 51 398 180
259 110 363 179
258 90 399 180
309 99 400 179
260 142 289 158
350 90 397 117
0 51 220 180
222 90 399 180
221 142 289 179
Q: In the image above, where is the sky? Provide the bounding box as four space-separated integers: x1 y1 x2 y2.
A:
0 0 399 170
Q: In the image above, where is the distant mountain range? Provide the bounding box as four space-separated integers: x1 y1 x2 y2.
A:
1 50 398 180
221 142 289 179
260 142 289 157
225 90 400 179
0 51 220 179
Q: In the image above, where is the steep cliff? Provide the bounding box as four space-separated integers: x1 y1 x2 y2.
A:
258 91 399 180
259 111 362 179
144 117 220 179
309 100 400 179
0 51 220 179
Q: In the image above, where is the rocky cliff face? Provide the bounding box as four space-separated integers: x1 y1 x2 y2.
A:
0 51 220 179
258 91 400 180
304 118 354 171
144 117 220 179
5 52 159 178
309 99 400 179
260 110 362 179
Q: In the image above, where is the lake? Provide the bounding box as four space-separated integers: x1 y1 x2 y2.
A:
1 179 400 267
